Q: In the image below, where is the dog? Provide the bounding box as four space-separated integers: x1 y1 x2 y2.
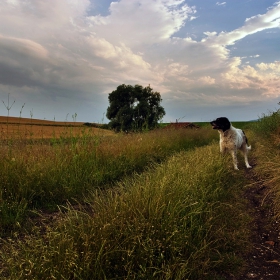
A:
210 117 252 170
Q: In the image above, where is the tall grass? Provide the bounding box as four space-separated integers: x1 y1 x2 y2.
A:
0 144 250 279
252 109 280 138
251 109 280 220
0 127 217 234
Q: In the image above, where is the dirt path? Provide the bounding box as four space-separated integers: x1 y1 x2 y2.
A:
228 161 280 280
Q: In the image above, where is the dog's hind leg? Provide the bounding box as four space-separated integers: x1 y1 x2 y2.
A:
244 156 252 169
242 146 252 169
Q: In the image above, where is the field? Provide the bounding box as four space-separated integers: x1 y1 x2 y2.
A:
0 114 280 279
0 116 114 139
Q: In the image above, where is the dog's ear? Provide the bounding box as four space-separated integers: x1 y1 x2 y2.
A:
220 118 231 131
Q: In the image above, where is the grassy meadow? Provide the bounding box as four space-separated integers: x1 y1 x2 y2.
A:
250 110 280 219
0 113 279 279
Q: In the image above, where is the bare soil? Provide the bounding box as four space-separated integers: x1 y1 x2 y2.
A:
226 160 280 280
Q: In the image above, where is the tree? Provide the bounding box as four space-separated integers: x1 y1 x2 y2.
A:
106 84 165 132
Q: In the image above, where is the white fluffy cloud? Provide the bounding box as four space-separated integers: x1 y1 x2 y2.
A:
222 60 280 96
204 3 280 46
88 0 196 45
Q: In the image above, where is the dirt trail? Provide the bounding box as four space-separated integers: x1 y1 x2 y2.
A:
227 161 280 280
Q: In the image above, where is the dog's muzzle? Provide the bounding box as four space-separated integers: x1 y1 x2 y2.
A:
210 121 218 129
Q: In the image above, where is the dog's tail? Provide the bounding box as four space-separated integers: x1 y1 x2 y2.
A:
242 130 251 150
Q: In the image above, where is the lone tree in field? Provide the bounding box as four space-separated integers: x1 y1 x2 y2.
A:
106 84 165 132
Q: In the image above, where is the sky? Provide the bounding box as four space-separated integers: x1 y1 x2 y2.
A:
0 0 280 123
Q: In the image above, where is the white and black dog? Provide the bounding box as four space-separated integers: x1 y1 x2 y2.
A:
210 117 252 170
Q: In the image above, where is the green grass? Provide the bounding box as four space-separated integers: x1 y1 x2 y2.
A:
251 110 280 137
0 144 250 279
250 109 280 220
0 127 217 235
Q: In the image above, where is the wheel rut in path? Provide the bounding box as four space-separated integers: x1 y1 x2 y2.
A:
228 162 280 280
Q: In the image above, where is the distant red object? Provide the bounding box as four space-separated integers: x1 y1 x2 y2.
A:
164 122 200 129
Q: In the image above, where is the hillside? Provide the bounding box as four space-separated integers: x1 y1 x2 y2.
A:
0 116 114 139
0 116 87 126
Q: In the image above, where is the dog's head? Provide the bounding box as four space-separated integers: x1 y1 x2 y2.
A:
210 117 231 132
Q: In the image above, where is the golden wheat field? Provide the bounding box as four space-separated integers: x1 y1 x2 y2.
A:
0 116 114 139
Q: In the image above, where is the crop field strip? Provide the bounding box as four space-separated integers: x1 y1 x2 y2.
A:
0 116 114 140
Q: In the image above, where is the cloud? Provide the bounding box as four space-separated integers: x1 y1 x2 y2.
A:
216 2 226 6
221 60 280 97
0 0 197 93
203 2 280 46
0 35 49 87
87 0 196 46
0 0 279 122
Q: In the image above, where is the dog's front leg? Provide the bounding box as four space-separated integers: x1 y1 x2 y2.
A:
220 142 225 154
230 150 239 170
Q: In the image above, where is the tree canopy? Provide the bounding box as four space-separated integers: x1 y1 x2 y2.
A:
106 84 165 132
